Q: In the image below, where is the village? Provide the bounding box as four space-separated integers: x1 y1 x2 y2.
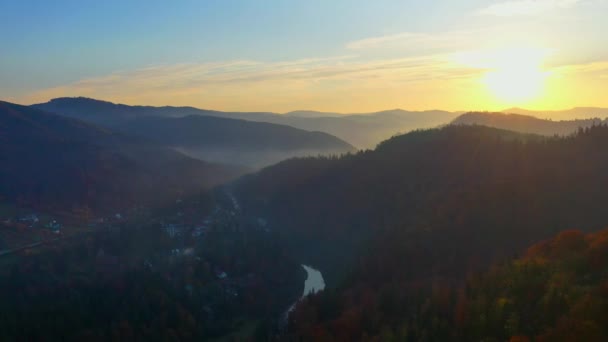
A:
153 191 277 295
0 201 138 258
0 190 300 338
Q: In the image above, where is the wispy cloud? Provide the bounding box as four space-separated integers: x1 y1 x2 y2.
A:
552 60 608 75
14 54 482 112
346 30 477 51
14 53 608 112
477 0 583 16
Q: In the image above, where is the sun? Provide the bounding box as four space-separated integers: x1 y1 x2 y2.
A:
483 49 549 103
453 47 551 105
484 66 545 103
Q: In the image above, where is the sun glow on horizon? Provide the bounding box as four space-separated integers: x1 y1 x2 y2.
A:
484 48 551 104
455 47 552 106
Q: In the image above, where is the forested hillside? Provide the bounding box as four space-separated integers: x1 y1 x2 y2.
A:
288 228 608 341
0 192 303 341
236 124 608 293
0 101 244 214
452 111 604 136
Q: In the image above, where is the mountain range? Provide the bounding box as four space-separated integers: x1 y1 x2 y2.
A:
34 97 459 149
503 106 608 120
452 111 606 136
0 100 244 214
33 98 355 167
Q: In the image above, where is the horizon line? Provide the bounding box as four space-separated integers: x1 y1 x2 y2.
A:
11 96 608 117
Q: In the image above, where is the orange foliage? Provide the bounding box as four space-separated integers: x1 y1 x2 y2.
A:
549 230 587 257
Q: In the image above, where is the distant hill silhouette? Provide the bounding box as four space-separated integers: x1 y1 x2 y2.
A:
34 97 459 148
33 97 222 126
452 111 605 136
121 115 353 151
284 110 343 118
119 115 355 168
0 101 244 214
502 107 608 120
272 109 459 148
33 97 355 168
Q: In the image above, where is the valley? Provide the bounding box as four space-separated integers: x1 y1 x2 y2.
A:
5 97 608 340
6 92 608 340
4 2 608 340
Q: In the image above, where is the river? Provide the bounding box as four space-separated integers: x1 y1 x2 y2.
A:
301 265 325 296
284 264 325 321
224 191 326 320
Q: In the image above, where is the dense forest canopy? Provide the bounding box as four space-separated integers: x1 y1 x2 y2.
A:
452 111 605 136
0 192 303 341
287 228 608 341
236 124 608 296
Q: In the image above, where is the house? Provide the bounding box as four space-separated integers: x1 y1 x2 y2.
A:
45 220 62 233
143 259 154 271
162 223 182 238
225 287 238 297
192 225 209 237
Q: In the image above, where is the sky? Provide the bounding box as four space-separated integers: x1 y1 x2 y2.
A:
1 0 608 113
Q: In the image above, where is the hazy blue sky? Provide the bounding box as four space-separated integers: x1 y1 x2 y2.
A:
2 0 608 112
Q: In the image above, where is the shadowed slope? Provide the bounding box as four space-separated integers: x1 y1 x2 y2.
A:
0 101 245 214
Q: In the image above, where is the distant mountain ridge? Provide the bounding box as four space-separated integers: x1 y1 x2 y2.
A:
33 97 460 148
284 110 343 118
33 97 233 125
502 107 608 120
452 111 605 136
119 115 355 168
120 115 353 151
33 97 355 168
